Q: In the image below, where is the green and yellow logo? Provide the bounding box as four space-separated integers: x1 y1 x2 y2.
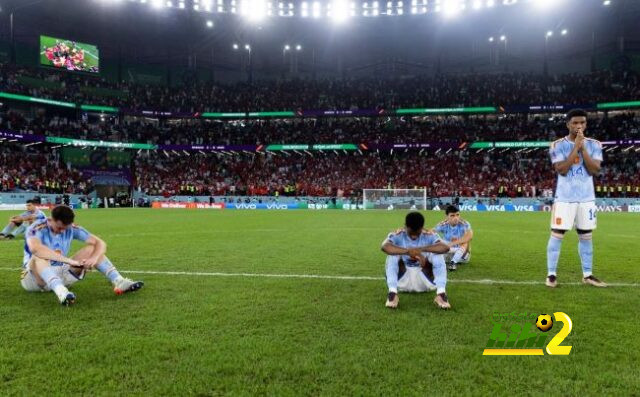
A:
483 312 572 356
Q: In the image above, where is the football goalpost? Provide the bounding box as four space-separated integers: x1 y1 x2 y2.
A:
362 189 427 210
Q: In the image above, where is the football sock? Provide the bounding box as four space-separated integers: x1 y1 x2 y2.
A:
96 257 123 284
1 224 14 235
546 235 562 276
431 254 447 294
385 256 399 294
452 247 465 264
10 223 27 237
578 234 593 277
39 266 69 301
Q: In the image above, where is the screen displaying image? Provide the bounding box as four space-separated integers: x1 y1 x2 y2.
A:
39 35 99 73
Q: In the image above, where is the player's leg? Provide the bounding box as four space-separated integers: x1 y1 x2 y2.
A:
426 253 451 309
449 242 471 270
576 202 606 287
0 220 20 239
546 202 576 287
8 222 28 238
24 257 76 305
384 256 406 308
72 246 144 295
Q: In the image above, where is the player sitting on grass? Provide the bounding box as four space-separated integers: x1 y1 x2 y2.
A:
20 205 144 306
381 212 452 310
0 200 46 240
434 205 474 272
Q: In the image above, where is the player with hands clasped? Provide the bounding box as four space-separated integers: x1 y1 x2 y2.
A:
546 109 606 288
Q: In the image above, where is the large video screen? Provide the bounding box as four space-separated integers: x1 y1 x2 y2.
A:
40 35 99 73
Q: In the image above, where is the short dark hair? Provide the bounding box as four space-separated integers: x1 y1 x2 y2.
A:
26 200 35 205
566 108 588 121
405 212 425 231
445 205 459 215
51 205 75 225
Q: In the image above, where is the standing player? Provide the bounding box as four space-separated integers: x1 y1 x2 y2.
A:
434 205 473 271
0 200 46 240
21 205 144 305
381 212 452 309
546 109 606 288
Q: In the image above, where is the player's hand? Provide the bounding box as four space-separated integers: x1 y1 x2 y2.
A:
81 257 99 269
414 255 427 268
68 259 82 267
407 248 422 258
575 130 585 151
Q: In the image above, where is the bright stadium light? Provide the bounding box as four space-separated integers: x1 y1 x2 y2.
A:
301 1 309 17
546 30 553 37
532 0 562 11
295 44 302 50
233 43 239 50
241 0 267 21
312 1 321 18
284 44 290 51
330 0 350 22
603 0 611 5
151 0 164 8
488 36 494 42
244 44 251 51
473 0 482 9
206 20 214 27
561 28 568 35
500 35 506 41
487 0 495 6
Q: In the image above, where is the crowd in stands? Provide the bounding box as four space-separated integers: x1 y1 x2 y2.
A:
2 143 638 198
0 146 93 194
1 64 640 112
2 111 639 146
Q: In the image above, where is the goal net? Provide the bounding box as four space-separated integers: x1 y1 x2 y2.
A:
362 189 427 210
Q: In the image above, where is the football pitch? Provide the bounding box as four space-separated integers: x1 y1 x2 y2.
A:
0 209 638 395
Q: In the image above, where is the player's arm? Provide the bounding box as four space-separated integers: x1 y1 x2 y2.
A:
449 229 474 247
27 237 80 266
553 145 580 176
581 145 601 176
416 241 450 254
78 234 107 269
381 241 410 256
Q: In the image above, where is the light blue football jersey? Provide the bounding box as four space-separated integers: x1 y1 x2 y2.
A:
23 219 90 268
434 220 471 243
549 137 603 203
19 209 46 224
382 228 442 267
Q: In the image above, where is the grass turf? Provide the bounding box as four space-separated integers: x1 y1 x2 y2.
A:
0 209 638 395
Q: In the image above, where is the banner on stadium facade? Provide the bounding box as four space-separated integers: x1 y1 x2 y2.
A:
300 109 386 117
80 168 133 186
502 104 595 113
225 203 299 210
151 202 225 209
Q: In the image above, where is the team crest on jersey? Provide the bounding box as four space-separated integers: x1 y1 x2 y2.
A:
555 217 562 225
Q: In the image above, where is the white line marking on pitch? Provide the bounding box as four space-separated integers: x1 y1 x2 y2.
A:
0 267 637 287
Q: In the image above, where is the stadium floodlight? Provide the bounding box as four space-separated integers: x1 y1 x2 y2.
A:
487 0 495 6
284 44 290 51
561 29 568 35
603 0 611 5
301 1 308 17
295 44 302 51
330 0 350 22
312 1 321 18
488 36 494 42
499 35 506 41
232 43 239 50
244 44 251 51
372 1 379 16
241 0 267 21
206 20 214 27
151 0 164 8
473 0 482 9
546 30 553 37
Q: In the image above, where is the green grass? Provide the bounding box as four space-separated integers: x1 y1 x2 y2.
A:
0 209 638 395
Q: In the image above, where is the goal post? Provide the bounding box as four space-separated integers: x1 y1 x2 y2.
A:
362 189 427 210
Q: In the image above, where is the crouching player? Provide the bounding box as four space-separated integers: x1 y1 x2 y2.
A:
434 205 473 271
382 212 452 310
0 200 46 240
21 205 144 306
